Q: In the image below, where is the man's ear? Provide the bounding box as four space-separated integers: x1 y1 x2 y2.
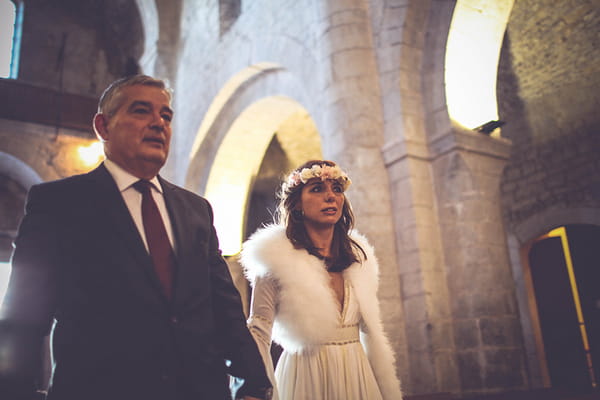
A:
93 113 109 141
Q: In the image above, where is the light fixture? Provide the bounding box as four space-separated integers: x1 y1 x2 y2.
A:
77 141 104 167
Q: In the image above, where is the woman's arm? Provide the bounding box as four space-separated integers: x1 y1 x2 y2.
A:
247 275 279 400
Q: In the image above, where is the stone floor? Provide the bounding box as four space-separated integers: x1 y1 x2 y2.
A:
405 388 599 400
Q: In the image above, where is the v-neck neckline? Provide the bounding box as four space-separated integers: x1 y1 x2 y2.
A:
338 278 350 322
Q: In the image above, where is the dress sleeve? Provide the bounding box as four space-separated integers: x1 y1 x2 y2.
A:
247 275 279 398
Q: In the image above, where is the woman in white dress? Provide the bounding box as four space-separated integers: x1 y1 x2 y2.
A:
241 160 403 400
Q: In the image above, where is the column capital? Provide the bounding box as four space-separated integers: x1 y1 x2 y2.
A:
429 127 512 161
382 127 512 168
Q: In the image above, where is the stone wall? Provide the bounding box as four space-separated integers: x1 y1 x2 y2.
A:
375 1 459 393
430 132 525 394
0 118 99 182
501 131 600 229
18 0 142 95
497 0 600 390
498 0 600 233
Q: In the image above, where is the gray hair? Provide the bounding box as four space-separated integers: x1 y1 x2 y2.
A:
97 75 172 116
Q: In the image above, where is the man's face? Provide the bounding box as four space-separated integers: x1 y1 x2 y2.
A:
96 85 173 178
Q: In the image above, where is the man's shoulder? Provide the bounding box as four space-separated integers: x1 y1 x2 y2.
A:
32 166 101 189
27 166 109 208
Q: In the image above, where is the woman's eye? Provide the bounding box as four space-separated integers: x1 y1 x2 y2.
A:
333 186 343 193
310 186 322 192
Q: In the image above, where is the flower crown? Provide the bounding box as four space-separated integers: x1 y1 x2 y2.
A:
285 163 352 191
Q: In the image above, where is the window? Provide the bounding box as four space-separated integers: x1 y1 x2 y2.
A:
0 0 23 78
0 262 9 302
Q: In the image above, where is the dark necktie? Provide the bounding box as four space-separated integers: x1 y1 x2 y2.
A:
133 180 174 299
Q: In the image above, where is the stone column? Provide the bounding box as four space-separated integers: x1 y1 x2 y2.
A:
430 128 527 394
383 138 460 394
318 0 408 384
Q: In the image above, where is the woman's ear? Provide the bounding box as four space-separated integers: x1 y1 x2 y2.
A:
93 113 109 141
291 209 304 221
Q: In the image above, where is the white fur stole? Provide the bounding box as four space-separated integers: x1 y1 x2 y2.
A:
240 224 403 399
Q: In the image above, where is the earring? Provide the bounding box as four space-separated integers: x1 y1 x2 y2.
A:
291 209 303 221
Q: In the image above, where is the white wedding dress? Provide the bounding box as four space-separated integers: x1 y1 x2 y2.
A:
248 276 384 400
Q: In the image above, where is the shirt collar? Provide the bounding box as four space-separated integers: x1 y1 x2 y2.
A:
103 158 163 194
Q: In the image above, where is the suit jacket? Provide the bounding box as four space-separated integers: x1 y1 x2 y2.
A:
0 164 270 400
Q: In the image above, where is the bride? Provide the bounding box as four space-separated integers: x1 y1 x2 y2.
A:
240 160 403 400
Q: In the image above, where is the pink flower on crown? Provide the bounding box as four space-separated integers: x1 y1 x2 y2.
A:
284 163 352 191
321 165 335 180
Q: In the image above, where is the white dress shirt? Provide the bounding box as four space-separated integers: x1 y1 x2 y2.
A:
103 159 176 252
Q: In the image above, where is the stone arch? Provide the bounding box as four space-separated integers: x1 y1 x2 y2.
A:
185 63 313 194
0 151 43 190
513 207 600 245
185 63 320 256
416 0 514 140
507 206 600 388
445 0 515 131
418 0 455 142
205 96 319 256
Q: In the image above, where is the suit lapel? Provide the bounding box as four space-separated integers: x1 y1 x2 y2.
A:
88 165 170 309
159 177 194 307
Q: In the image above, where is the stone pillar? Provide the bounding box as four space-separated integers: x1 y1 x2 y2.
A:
383 138 460 395
430 128 527 394
319 0 408 385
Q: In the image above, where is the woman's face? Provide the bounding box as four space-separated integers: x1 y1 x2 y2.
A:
298 178 345 229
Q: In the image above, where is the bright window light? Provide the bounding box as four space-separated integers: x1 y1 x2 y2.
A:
445 0 514 131
77 141 105 168
0 262 10 303
204 96 305 256
0 0 17 78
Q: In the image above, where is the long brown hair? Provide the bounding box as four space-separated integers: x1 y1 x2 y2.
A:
275 160 366 272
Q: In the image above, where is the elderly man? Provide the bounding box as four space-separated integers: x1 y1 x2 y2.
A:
0 75 272 400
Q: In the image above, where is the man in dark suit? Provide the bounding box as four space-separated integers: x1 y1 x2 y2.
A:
0 75 272 400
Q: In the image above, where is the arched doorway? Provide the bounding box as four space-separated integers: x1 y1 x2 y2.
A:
526 224 599 393
185 62 321 257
